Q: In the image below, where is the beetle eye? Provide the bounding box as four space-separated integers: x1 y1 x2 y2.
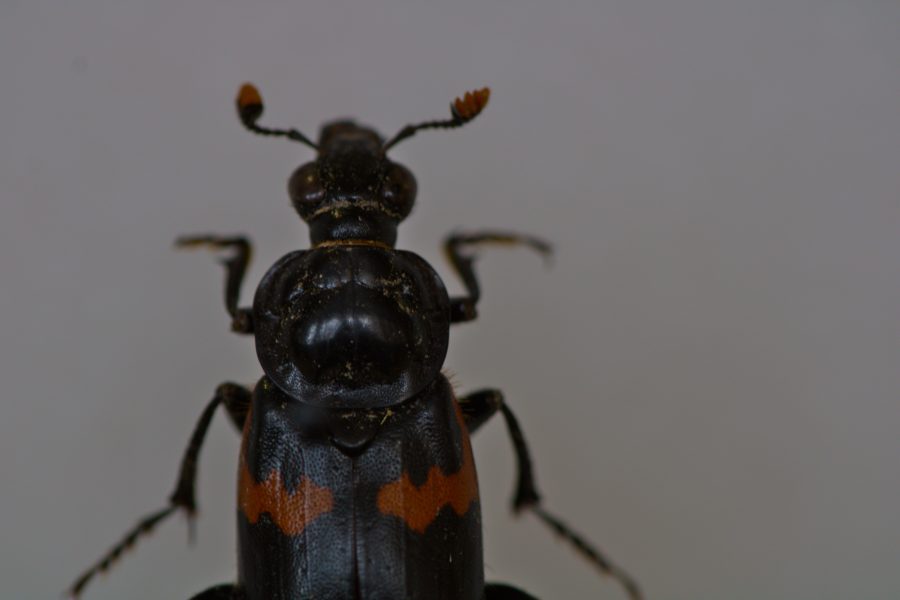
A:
381 164 416 220
288 163 325 219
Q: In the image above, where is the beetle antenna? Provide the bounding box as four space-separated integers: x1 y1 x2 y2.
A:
383 87 490 151
236 83 319 150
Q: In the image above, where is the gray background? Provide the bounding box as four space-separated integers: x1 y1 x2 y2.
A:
2 1 899 599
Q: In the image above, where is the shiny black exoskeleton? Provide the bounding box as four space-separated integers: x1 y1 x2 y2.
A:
69 85 643 600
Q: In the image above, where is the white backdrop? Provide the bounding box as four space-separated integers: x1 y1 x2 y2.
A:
2 1 899 599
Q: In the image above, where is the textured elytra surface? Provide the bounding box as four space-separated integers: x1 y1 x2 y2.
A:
238 376 484 600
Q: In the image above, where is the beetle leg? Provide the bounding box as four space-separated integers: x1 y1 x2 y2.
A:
443 231 552 323
168 383 252 514
68 383 252 599
188 583 247 599
458 389 539 508
459 389 643 600
176 235 254 334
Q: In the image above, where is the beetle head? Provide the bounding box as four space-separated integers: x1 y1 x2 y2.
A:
287 121 416 247
236 83 488 248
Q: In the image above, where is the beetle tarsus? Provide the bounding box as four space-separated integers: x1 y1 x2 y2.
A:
176 235 254 334
444 231 553 324
70 384 252 598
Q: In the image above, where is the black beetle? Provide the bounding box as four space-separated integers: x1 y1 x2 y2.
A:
69 84 642 600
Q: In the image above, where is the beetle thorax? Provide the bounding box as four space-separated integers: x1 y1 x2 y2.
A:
253 246 450 409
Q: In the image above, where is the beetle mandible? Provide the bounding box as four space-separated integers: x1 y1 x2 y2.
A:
69 84 643 600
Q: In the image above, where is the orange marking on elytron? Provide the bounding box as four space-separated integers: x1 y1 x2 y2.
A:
237 402 334 535
376 402 478 533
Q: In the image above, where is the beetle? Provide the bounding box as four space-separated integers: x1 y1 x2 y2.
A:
69 84 642 600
